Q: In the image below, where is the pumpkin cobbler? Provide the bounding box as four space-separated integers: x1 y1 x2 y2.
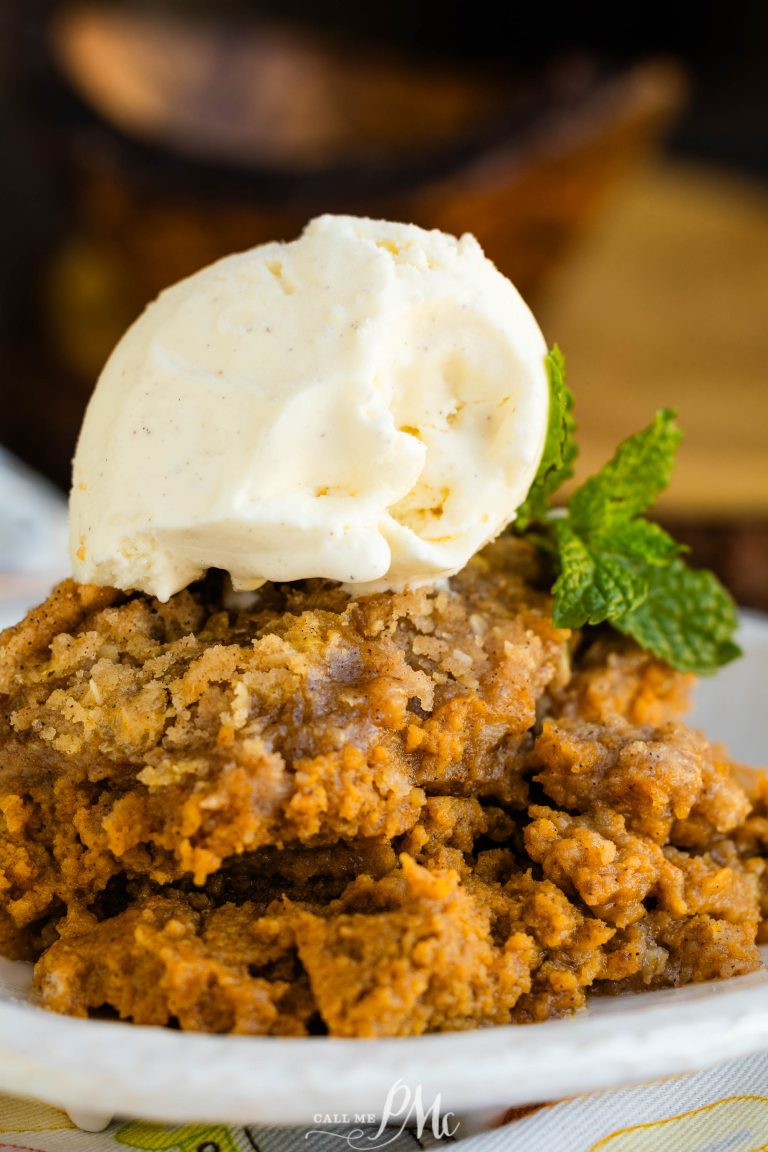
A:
0 536 765 1037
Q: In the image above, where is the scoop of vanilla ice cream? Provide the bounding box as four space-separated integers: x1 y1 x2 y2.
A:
70 215 550 600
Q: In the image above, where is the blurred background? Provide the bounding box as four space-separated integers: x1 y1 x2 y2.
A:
1 1 767 606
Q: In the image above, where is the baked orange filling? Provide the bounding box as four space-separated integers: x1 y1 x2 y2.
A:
0 538 764 1036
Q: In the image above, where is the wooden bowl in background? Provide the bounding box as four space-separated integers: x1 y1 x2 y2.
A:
4 3 685 489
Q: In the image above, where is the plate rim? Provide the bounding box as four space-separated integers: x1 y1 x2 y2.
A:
1 959 768 1124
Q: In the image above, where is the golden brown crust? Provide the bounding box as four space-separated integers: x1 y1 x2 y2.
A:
551 637 693 727
0 580 124 694
0 537 764 1035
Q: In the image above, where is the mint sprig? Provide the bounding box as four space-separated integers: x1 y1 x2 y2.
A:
515 347 576 532
614 560 741 674
513 349 741 676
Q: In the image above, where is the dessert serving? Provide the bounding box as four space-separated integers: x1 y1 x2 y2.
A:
0 217 764 1039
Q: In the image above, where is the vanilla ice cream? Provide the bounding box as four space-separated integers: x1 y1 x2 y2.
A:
70 215 550 600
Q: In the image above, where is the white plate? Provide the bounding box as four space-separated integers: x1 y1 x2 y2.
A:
0 610 766 1129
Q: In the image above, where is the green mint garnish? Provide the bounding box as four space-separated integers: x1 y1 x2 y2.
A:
513 348 741 676
515 347 577 533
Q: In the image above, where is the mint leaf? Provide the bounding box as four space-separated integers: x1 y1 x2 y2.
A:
512 351 740 675
606 519 683 567
549 414 686 630
514 346 577 531
615 559 742 675
551 521 649 628
569 408 682 530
